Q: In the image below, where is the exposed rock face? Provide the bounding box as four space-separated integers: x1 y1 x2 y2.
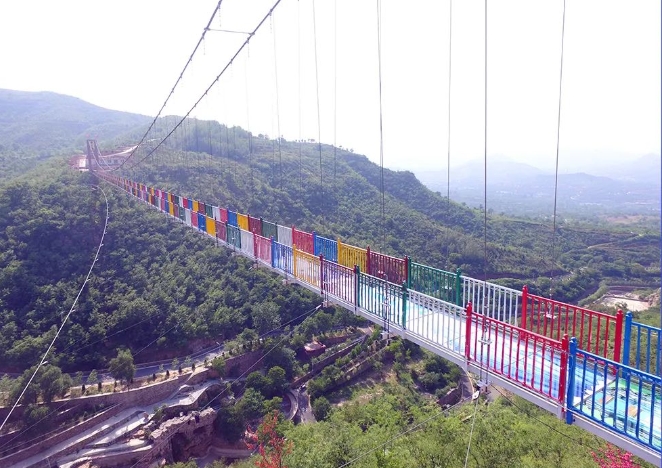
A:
149 408 217 465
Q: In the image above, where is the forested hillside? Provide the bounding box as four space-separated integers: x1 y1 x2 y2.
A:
0 91 658 375
0 164 321 371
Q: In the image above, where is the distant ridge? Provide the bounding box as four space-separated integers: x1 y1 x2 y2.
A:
0 88 150 152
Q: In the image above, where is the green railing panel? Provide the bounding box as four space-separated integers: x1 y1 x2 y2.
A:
407 262 459 305
262 219 278 242
226 224 241 249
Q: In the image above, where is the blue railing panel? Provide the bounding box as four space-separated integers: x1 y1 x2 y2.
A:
314 234 338 263
228 210 238 227
624 312 661 377
567 338 661 453
197 213 207 232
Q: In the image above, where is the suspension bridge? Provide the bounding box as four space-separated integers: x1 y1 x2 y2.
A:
93 169 661 464
68 0 662 464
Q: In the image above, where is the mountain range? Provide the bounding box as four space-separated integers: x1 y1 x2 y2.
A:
415 156 660 218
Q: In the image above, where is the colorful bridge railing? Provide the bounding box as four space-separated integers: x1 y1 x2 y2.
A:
624 312 661 376
314 234 338 263
407 262 459 304
321 260 355 305
567 338 661 453
273 241 292 274
293 246 320 288
293 227 314 255
467 307 568 402
357 269 405 326
522 286 623 362
462 276 522 324
97 172 662 462
367 247 407 285
406 289 465 353
255 234 272 266
338 240 367 272
262 219 278 241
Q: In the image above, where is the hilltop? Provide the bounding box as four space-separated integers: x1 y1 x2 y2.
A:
0 88 150 181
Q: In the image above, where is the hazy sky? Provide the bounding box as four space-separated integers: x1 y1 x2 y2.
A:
0 0 659 172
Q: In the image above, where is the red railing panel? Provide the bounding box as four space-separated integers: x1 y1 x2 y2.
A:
219 208 228 223
248 215 262 236
470 313 565 401
215 221 227 242
367 247 407 285
522 287 621 361
292 226 314 254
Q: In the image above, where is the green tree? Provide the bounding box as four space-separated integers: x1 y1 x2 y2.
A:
311 396 331 421
86 369 98 386
238 327 258 346
315 311 334 335
11 369 39 404
246 371 269 395
238 387 265 420
24 404 54 435
263 344 296 379
171 357 179 370
211 356 226 377
38 365 69 403
266 366 288 397
215 406 245 442
251 301 281 334
109 349 135 385
264 396 283 414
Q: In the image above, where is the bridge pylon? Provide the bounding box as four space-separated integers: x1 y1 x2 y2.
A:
86 139 100 172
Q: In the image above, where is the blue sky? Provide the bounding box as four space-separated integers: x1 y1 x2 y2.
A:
0 0 659 172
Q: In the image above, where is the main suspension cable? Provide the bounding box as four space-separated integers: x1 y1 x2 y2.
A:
122 0 285 172
244 48 254 211
447 0 453 206
113 0 227 171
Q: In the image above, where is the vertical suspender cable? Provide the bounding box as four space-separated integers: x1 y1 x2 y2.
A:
272 13 283 191
218 86 224 176
376 0 386 252
550 0 566 299
207 102 213 169
447 0 452 206
333 0 338 193
483 0 488 286
312 0 324 200
244 49 254 210
465 2 488 466
445 0 453 268
298 0 303 199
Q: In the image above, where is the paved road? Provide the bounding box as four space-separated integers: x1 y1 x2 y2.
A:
293 388 316 424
